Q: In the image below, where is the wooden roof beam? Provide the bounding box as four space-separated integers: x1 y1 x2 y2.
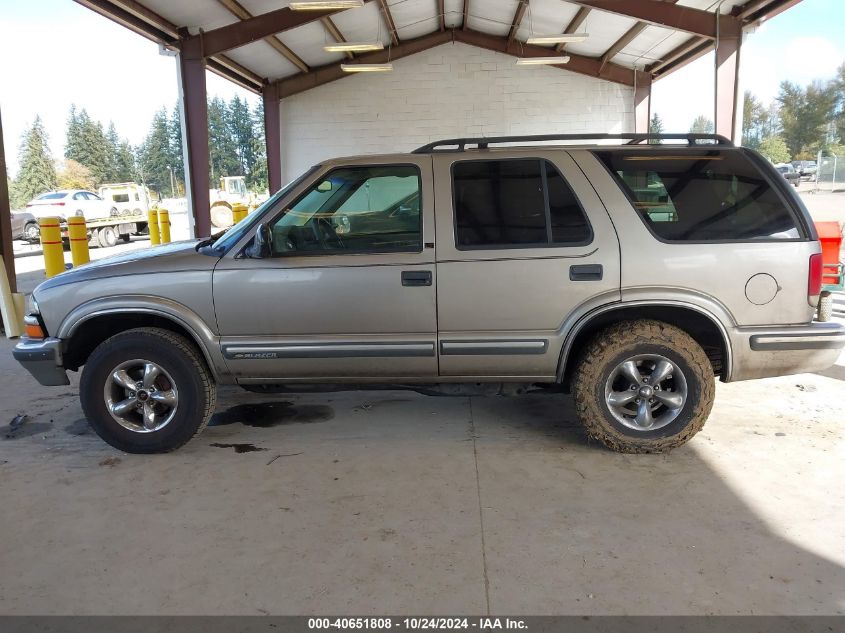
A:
507 0 529 43
216 0 309 72
565 0 740 39
320 16 355 60
555 6 590 52
377 0 400 47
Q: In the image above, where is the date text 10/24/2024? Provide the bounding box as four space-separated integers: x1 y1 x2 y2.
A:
308 618 528 630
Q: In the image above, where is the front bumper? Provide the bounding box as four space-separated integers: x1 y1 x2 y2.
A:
729 322 845 382
13 337 70 386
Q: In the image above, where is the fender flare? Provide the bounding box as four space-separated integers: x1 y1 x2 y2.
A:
556 297 734 382
58 295 227 381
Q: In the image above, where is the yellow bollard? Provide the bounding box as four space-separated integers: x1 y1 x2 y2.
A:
158 208 171 244
39 217 65 278
66 216 90 267
231 203 248 224
147 209 160 246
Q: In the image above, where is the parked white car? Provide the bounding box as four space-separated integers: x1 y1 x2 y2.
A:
26 190 112 222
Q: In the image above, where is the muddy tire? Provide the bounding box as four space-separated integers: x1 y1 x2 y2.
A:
80 327 216 453
572 319 715 453
818 293 833 322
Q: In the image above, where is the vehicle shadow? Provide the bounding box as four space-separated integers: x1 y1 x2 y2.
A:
463 391 845 614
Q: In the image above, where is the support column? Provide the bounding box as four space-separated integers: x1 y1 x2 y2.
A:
263 83 282 194
634 71 652 134
178 42 211 237
0 108 15 294
715 30 742 142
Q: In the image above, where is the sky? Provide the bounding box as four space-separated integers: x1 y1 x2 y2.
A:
1 0 844 176
652 0 845 130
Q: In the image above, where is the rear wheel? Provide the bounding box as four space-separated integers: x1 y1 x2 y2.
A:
97 225 118 248
80 327 216 453
572 319 715 453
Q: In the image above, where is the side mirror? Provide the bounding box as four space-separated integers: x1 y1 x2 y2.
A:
246 223 272 259
316 180 333 193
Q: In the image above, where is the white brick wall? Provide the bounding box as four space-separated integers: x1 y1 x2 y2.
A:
278 42 634 182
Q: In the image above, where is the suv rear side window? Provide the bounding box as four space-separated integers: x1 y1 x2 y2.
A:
452 159 591 248
595 150 801 241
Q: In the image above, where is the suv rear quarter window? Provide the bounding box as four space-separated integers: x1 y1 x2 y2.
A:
594 149 803 241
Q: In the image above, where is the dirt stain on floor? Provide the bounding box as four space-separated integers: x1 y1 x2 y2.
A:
208 401 334 428
209 442 267 453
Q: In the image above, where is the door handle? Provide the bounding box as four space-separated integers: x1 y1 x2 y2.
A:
569 264 603 281
401 270 432 287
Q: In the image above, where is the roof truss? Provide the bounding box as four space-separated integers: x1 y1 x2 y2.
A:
273 28 646 98
75 0 801 97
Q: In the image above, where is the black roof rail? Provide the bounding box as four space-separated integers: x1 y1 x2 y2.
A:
411 133 733 153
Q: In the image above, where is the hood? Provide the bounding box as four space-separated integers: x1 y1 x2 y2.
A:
34 240 218 294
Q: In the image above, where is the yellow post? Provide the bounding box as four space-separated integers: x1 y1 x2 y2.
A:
158 208 171 244
147 208 160 246
39 217 65 278
66 216 90 267
231 203 248 224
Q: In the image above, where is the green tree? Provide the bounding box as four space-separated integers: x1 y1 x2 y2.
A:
742 91 769 148
137 108 173 195
208 96 238 184
777 79 837 156
689 115 714 134
64 105 111 185
114 140 136 182
10 116 57 208
249 100 268 192
758 136 791 164
833 62 845 145
169 104 184 192
648 112 663 144
229 95 255 180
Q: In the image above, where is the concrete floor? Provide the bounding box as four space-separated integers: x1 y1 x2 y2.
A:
2 188 844 615
1 335 843 615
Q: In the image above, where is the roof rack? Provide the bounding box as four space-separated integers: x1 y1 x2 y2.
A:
411 133 733 154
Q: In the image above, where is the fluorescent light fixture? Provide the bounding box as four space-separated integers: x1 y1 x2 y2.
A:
341 63 393 72
324 41 385 53
289 0 364 10
515 56 570 66
526 33 589 45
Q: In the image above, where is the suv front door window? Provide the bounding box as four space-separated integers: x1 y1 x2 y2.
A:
269 165 421 255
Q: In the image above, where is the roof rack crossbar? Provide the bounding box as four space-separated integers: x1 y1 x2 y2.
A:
411 133 733 153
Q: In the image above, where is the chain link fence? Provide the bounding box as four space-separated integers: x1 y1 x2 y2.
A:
814 152 845 193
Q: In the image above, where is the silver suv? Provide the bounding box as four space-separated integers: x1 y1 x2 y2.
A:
14 134 845 454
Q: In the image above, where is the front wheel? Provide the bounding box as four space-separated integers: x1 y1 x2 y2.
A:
80 327 217 453
572 320 715 453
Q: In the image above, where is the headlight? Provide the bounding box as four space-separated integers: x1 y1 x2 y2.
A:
27 295 40 315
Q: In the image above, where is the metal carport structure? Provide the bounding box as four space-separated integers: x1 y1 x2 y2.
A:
13 0 804 243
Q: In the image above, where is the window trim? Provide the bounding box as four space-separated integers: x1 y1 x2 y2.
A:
264 162 424 258
450 157 594 251
592 147 811 245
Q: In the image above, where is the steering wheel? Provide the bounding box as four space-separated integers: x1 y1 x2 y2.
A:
315 216 343 250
